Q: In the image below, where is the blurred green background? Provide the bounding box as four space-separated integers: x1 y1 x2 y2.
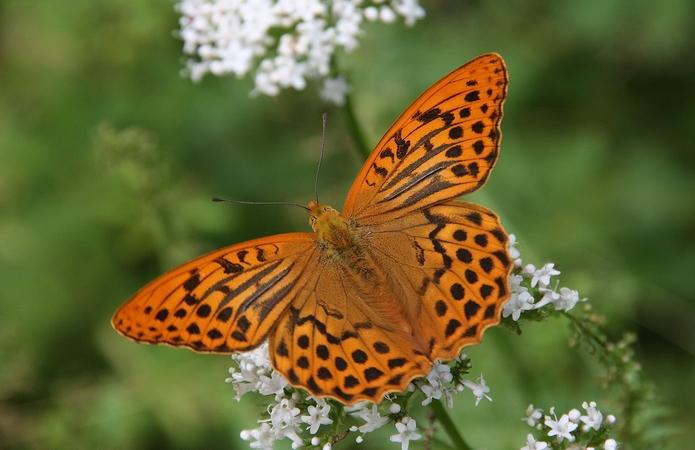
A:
1 0 694 448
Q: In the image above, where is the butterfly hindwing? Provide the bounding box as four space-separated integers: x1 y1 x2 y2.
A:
343 53 508 223
270 258 431 404
112 234 318 353
368 200 512 360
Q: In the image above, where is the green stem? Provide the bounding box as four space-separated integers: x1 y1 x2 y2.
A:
562 312 607 347
431 400 475 450
561 311 611 365
343 89 371 159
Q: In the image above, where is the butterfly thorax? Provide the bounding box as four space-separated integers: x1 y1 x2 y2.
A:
308 200 358 254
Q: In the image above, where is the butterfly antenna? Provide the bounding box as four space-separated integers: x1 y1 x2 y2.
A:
212 197 309 212
313 112 328 204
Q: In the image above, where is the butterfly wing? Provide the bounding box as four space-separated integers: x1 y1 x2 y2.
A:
367 201 513 361
269 253 431 404
338 53 512 370
343 53 508 223
112 233 318 353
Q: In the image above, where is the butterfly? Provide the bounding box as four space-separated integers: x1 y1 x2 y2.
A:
112 53 511 405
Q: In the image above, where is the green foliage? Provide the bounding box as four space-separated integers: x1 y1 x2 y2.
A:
1 0 693 449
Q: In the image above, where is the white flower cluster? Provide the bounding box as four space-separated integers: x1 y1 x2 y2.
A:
227 346 490 449
417 358 491 408
520 402 618 450
503 234 582 321
227 343 335 449
177 0 425 104
348 404 422 449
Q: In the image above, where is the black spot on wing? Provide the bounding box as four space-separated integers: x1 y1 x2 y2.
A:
416 107 441 123
380 148 395 162
464 90 480 102
465 212 482 226
216 257 243 274
183 273 201 291
394 130 411 159
464 300 480 319
445 319 461 338
372 162 388 177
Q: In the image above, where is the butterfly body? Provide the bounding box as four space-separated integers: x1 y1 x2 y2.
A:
113 53 511 404
309 201 360 258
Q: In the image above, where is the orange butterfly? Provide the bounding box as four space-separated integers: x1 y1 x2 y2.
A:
113 53 511 405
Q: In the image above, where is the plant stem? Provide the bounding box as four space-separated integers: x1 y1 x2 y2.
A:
431 400 475 450
561 311 611 366
343 90 371 159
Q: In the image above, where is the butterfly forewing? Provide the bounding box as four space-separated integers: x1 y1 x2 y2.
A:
343 53 508 223
112 234 317 353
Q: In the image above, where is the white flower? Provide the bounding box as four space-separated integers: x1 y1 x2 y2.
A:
529 263 561 288
503 289 536 321
379 6 397 23
508 233 522 266
257 371 288 399
267 398 302 445
353 403 389 433
510 273 524 292
320 76 350 105
520 433 548 450
177 0 425 97
554 287 580 312
580 401 603 431
393 0 425 26
545 413 577 442
604 438 618 450
240 342 272 367
567 408 581 423
522 263 536 277
333 0 363 50
534 286 580 312
462 374 492 406
240 422 276 450
364 6 378 20
301 400 333 434
226 343 273 399
533 288 558 310
606 414 617 425
420 362 454 406
389 417 422 450
523 404 543 427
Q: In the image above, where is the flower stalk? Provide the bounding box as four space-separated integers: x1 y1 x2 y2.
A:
431 400 474 450
343 88 371 159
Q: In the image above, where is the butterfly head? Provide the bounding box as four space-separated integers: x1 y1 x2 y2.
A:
307 200 339 231
308 200 357 254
